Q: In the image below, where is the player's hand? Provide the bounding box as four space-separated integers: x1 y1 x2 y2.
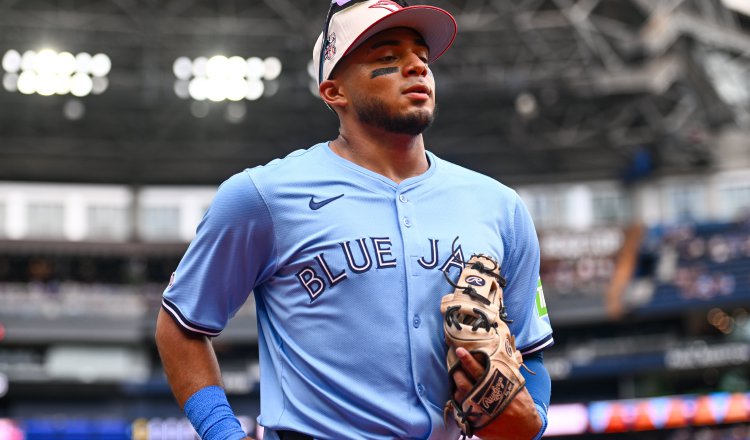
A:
452 346 541 439
451 346 485 402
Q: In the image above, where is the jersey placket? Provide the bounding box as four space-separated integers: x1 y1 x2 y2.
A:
394 184 434 420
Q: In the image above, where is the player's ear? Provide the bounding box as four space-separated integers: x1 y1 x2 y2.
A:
319 79 347 109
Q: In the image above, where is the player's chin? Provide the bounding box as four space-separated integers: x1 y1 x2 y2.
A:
400 109 436 135
410 107 436 124
402 101 434 117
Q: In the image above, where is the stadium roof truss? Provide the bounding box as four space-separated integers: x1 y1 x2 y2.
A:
0 0 748 184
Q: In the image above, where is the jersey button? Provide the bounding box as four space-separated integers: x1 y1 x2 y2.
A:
417 383 425 396
403 217 411 227
412 314 421 328
399 194 408 203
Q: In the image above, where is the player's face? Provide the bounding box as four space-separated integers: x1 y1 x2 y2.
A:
336 27 437 135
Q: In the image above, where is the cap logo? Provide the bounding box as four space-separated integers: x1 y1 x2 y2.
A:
324 32 337 61
369 0 402 12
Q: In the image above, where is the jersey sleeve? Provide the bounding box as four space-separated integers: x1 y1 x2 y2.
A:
501 193 554 355
161 170 277 336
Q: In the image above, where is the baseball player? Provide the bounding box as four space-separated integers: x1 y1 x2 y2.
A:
155 1 554 439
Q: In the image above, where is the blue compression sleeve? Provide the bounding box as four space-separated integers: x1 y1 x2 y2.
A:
183 386 247 440
522 351 551 440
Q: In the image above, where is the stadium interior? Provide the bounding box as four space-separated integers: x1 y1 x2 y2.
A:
1 0 750 439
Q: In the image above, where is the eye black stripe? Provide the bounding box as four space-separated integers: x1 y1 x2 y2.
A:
371 67 399 78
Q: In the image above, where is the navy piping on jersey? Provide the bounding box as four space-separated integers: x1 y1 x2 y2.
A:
162 297 222 337
520 333 554 356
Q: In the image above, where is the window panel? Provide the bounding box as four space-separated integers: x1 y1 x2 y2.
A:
139 206 180 241
87 206 129 241
27 203 64 239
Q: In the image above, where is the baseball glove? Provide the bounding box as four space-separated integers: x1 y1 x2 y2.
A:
440 253 529 438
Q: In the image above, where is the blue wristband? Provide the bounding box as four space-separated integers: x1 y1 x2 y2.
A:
531 402 549 440
184 385 247 440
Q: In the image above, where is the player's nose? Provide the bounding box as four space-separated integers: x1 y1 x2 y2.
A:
403 52 429 77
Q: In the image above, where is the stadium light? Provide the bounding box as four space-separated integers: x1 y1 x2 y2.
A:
2 49 21 73
263 57 282 80
246 57 264 79
63 99 85 120
173 54 282 104
1 48 111 97
56 52 76 76
20 50 35 71
2 73 17 92
225 102 247 124
70 73 93 97
34 49 57 74
91 77 108 95
16 71 36 95
173 56 192 80
90 53 111 77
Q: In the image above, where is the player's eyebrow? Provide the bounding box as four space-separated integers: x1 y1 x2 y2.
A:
369 37 429 51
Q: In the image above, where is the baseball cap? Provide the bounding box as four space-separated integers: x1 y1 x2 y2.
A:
313 0 457 83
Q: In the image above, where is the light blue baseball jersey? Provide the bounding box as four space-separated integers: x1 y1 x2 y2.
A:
162 142 554 440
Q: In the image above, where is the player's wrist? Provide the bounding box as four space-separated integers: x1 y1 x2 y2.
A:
473 389 541 440
184 385 247 440
530 401 548 440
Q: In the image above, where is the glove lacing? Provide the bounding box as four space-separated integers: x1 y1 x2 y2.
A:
443 237 512 325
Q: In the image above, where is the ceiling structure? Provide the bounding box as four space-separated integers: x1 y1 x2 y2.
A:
0 0 748 186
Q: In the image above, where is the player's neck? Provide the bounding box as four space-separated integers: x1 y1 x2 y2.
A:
330 129 429 184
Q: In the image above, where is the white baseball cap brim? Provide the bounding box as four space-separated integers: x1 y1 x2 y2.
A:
313 1 457 83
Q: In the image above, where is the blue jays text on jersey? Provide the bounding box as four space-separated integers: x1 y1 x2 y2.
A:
296 235 470 301
162 143 553 440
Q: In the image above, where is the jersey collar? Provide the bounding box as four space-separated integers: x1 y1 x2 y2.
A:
321 141 437 190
